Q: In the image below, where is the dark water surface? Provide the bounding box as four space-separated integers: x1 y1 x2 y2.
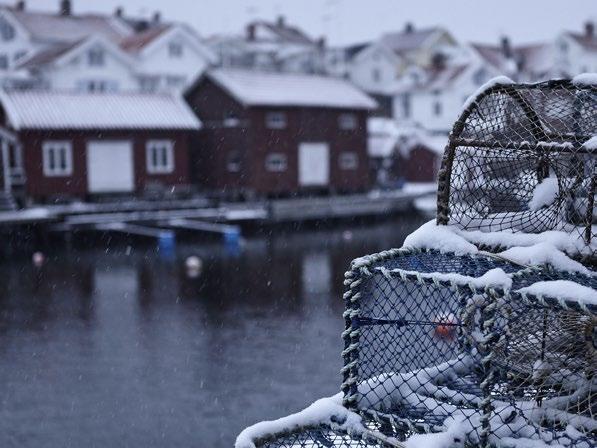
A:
0 217 425 447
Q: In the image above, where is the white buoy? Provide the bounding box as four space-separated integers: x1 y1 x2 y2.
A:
32 251 45 267
185 256 203 278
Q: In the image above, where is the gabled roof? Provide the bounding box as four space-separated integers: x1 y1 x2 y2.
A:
17 39 83 68
119 23 217 63
0 90 201 130
200 69 377 110
471 41 551 76
248 19 314 45
380 26 444 55
565 32 597 51
119 24 170 52
16 34 134 70
1 6 133 43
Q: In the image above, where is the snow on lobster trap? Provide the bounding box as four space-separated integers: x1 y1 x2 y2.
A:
235 77 597 448
436 76 597 263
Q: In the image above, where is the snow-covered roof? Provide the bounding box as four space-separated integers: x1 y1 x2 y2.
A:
0 90 201 131
205 69 377 110
367 118 447 158
18 34 133 70
380 26 445 55
2 7 133 43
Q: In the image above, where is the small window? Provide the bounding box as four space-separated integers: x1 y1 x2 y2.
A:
227 151 241 172
339 152 358 170
338 113 357 130
42 141 73 177
146 140 174 174
168 41 183 58
402 93 411 118
372 68 381 82
166 75 185 88
433 100 442 117
265 153 287 172
265 112 287 129
88 47 105 66
0 54 8 69
0 18 15 41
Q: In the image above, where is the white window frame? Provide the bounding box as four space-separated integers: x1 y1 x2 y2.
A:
338 113 358 130
227 150 241 172
42 141 73 177
146 140 175 174
339 152 358 170
265 111 287 129
265 153 287 172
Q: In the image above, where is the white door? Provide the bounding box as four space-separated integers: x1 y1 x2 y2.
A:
87 141 134 193
298 142 329 187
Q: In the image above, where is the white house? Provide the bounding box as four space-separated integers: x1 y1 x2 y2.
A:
554 22 597 76
18 34 138 92
120 23 217 92
0 1 215 93
344 24 467 95
392 60 500 132
209 16 325 74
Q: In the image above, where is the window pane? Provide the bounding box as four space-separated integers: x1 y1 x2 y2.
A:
59 148 67 170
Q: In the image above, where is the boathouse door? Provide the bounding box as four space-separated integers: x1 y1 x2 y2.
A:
298 142 329 187
87 140 134 193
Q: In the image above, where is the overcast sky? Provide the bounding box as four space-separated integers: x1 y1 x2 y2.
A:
28 0 597 46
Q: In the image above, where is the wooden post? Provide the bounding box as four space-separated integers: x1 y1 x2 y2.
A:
1 139 10 194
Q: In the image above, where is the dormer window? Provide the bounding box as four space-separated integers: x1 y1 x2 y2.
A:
88 47 105 66
169 41 183 58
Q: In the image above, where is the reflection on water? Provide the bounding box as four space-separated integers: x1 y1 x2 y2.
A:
0 217 424 447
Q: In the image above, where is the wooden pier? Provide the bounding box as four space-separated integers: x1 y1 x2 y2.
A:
0 187 435 249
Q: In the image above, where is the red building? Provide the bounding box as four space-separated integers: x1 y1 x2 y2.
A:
184 69 376 197
0 90 201 204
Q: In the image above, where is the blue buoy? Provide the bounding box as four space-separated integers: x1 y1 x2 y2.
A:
158 231 176 259
223 228 240 246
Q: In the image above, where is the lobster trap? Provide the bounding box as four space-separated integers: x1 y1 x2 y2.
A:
236 78 597 448
436 78 597 262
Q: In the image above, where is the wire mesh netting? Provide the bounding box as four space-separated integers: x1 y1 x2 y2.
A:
436 79 597 261
341 249 597 447
239 78 597 448
253 426 396 448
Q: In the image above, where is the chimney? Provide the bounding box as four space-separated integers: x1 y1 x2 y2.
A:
246 23 256 41
317 36 326 49
15 0 25 11
59 0 71 16
585 21 595 38
152 11 161 24
114 6 123 17
500 36 512 58
276 15 285 28
404 22 414 33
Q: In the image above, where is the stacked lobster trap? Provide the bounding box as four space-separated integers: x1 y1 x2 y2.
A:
236 78 597 448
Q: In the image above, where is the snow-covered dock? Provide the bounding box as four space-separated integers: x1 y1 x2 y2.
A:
0 188 433 236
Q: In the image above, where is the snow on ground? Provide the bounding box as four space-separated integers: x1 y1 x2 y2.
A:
517 280 597 306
